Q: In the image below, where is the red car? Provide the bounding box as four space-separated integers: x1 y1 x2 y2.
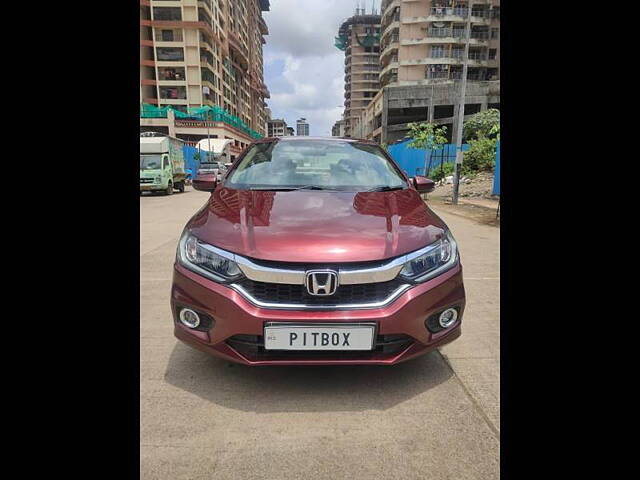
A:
172 137 464 365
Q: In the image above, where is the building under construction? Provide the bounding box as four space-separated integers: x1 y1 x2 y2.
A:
335 7 382 137
348 0 500 144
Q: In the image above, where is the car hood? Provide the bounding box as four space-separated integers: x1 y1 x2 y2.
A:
187 187 448 263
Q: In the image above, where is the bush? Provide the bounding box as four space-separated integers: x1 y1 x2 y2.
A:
463 135 497 173
463 109 500 142
427 162 455 182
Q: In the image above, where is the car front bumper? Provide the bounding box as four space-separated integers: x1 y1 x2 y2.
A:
170 263 465 366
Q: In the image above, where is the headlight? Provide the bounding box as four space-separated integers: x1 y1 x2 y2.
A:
154 176 161 183
177 232 243 282
399 231 458 282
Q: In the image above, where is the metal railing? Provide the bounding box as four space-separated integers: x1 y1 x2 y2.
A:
471 31 490 39
426 71 449 79
428 28 452 37
468 52 488 60
429 6 469 17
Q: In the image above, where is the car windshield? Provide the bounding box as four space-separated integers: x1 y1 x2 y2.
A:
140 155 162 170
225 140 407 191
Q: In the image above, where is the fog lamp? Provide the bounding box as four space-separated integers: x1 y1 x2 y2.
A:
439 308 458 328
179 308 200 329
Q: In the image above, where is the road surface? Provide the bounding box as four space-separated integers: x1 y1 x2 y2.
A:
140 188 500 479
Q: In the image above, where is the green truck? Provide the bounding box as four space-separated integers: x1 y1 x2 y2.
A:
140 135 187 195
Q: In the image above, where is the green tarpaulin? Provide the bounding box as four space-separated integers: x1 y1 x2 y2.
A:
140 103 262 139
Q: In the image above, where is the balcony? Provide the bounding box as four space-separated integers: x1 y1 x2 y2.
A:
258 16 269 35
155 30 184 42
228 31 249 63
380 60 399 78
416 6 491 24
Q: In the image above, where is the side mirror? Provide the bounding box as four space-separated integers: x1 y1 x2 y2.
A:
193 174 218 192
412 176 435 193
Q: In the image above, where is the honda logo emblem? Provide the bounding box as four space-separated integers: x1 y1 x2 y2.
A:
305 270 338 296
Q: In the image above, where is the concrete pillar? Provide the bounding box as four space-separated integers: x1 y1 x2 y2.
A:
168 109 176 138
451 104 460 142
381 88 389 144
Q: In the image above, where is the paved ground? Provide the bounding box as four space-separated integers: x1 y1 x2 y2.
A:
140 188 500 479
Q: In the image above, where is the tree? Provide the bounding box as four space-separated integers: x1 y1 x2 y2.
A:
406 122 448 151
462 108 500 141
463 133 497 175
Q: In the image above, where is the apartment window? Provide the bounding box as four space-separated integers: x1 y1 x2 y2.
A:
430 45 446 58
489 49 497 60
158 67 185 81
471 5 488 17
427 64 448 79
156 29 183 42
156 47 184 61
159 86 187 99
153 7 182 21
471 26 489 39
452 47 464 59
491 28 499 39
453 4 468 17
452 24 465 37
201 68 216 84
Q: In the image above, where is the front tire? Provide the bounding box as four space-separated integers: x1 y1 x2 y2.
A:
165 182 173 195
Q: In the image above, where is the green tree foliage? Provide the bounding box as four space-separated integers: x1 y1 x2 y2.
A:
463 134 497 174
429 162 455 182
462 109 500 142
406 122 448 151
460 109 500 175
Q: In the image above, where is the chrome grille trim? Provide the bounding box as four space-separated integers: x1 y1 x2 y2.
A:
197 239 442 285
230 283 413 310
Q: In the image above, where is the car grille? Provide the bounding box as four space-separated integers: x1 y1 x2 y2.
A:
140 178 153 183
234 277 408 307
227 333 414 360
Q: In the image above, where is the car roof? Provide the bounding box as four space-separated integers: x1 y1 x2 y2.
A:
254 136 377 145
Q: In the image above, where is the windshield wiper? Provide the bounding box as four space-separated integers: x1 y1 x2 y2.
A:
365 186 405 192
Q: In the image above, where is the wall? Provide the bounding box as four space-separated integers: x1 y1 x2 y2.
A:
387 139 469 177
492 140 500 195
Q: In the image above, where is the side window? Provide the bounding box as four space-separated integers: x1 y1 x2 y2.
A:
163 157 170 169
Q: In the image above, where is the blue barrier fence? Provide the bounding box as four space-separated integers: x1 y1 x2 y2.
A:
183 145 199 178
492 141 500 195
387 139 469 177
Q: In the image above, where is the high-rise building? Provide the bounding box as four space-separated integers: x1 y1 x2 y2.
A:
296 118 309 136
267 118 289 137
331 119 346 137
140 0 272 157
335 9 381 137
352 0 500 144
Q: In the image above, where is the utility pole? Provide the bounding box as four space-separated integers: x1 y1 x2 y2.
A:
451 4 472 205
423 83 434 177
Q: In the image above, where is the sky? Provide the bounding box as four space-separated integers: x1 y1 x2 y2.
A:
262 0 380 136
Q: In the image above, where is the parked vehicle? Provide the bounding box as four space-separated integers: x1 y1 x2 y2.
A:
214 162 234 182
196 138 233 178
140 136 187 195
172 137 465 366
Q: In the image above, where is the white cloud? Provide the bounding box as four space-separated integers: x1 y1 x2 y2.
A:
262 0 379 136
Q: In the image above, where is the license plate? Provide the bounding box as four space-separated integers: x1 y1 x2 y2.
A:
264 323 376 351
